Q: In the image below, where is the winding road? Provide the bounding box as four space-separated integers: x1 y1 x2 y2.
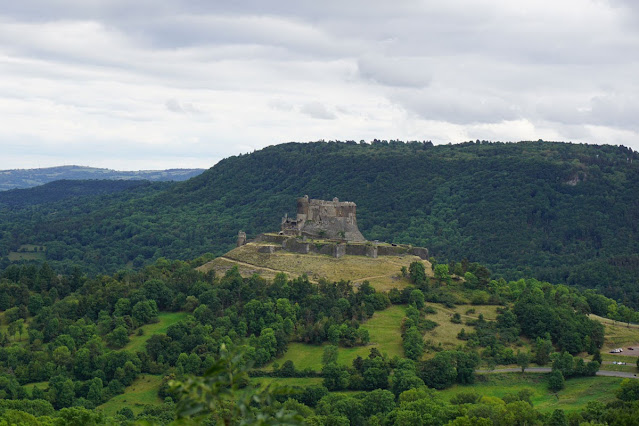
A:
477 367 639 379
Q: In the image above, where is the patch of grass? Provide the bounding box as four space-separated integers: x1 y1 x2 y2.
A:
98 375 164 417
422 303 469 354
123 312 190 354
199 243 430 292
8 245 47 261
23 382 48 397
269 305 407 371
439 374 623 413
599 363 638 373
601 353 638 363
8 251 46 261
597 317 639 353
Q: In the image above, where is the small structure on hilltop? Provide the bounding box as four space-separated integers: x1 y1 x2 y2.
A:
281 195 366 242
237 196 428 260
237 231 246 247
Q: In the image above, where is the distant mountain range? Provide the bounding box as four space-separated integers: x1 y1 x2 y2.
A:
0 165 206 191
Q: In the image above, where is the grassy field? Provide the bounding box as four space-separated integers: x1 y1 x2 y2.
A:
8 244 47 261
422 303 469 354
199 243 430 292
439 374 623 413
98 375 164 417
124 312 190 353
268 305 407 371
597 317 639 354
8 252 46 261
23 381 48 397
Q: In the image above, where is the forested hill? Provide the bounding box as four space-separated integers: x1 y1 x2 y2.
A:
1 141 638 305
0 165 204 191
0 180 160 208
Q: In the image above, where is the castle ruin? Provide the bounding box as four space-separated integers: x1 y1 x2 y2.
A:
281 195 366 242
236 196 428 260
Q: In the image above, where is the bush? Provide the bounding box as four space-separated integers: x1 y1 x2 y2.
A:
450 392 481 405
548 370 565 392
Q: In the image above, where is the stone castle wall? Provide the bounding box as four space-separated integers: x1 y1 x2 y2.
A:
291 196 366 242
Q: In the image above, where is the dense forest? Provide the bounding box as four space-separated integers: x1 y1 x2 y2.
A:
0 166 204 191
0 255 638 424
0 140 638 306
0 180 164 208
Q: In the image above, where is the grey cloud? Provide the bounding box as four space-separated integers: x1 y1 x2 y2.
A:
535 93 639 131
357 55 432 88
299 102 336 120
392 88 521 125
2 0 639 168
165 99 202 114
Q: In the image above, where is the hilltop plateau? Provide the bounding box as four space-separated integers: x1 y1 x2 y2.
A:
198 235 431 291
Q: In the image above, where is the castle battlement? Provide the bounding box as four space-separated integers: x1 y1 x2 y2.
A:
281 195 365 242
236 196 428 260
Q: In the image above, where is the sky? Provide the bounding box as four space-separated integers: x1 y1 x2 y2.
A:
1 0 638 170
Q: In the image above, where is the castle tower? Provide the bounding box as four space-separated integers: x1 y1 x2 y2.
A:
237 231 247 247
293 196 366 241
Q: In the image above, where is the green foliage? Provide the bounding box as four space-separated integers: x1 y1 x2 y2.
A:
321 363 349 391
402 326 424 360
419 350 479 389
321 345 338 366
616 379 639 402
408 262 427 287
170 345 303 424
2 141 638 311
516 351 530 373
548 370 565 392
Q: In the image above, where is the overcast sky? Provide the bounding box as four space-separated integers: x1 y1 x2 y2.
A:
1 0 638 170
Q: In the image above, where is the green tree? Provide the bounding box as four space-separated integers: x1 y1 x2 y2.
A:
548 409 567 426
113 298 131 317
548 370 565 392
419 352 458 390
533 337 553 365
408 262 427 286
170 345 303 424
433 264 452 285
106 326 129 349
516 351 530 373
409 289 425 309
56 378 76 409
86 378 103 406
616 379 639 401
322 363 350 391
8 319 24 341
132 300 159 325
403 326 424 361
322 345 339 366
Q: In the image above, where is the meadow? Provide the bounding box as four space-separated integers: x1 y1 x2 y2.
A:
438 373 623 413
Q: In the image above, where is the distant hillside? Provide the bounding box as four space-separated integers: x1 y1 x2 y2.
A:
0 180 167 208
0 165 205 190
0 141 637 305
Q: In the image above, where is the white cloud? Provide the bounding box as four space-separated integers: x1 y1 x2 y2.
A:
0 0 638 169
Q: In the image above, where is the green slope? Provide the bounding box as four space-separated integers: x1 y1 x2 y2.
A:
0 141 638 305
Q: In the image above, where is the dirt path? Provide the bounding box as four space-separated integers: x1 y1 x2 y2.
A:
352 273 396 283
218 256 289 275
